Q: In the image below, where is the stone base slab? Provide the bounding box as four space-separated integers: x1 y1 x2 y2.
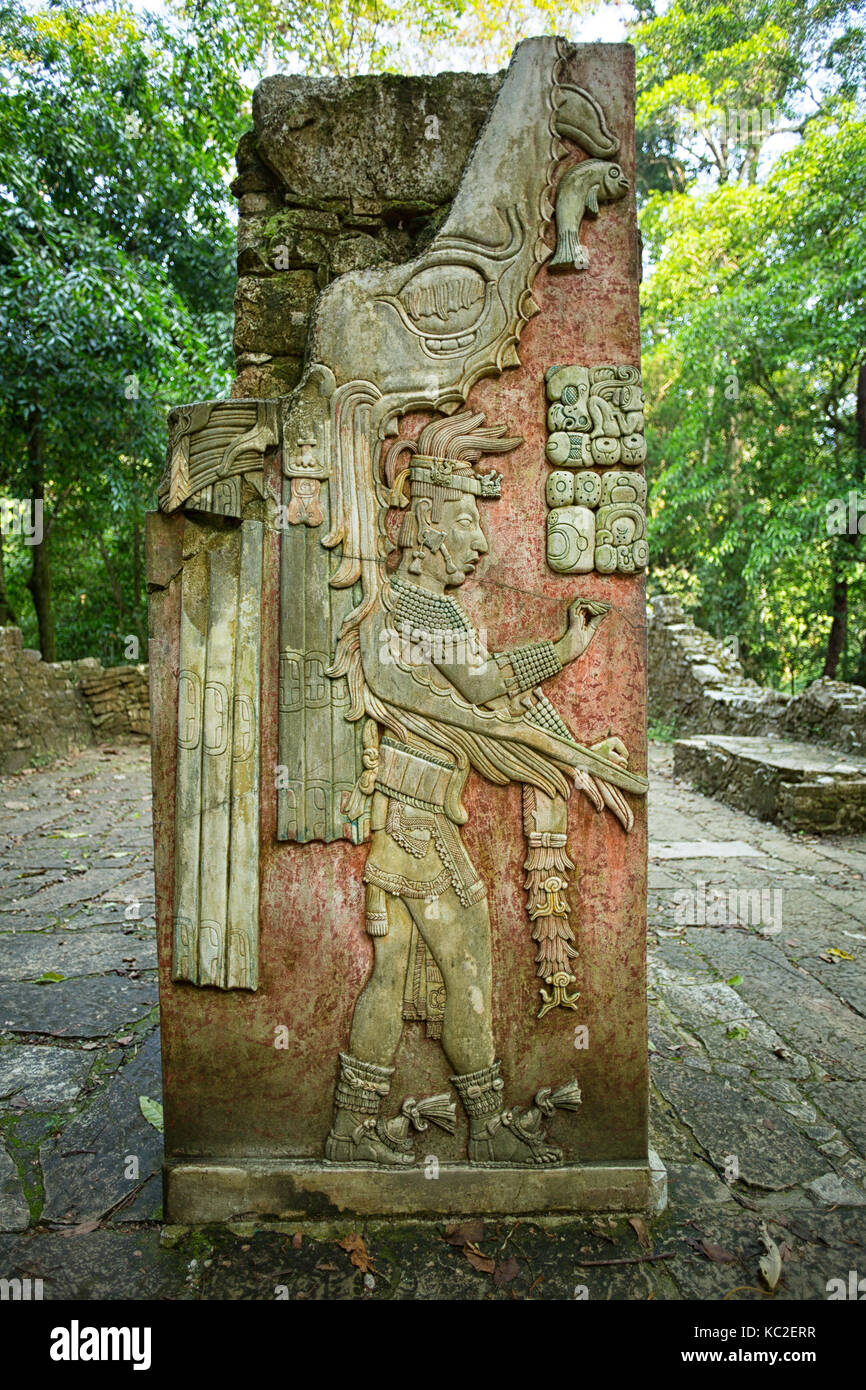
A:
165 1157 664 1223
674 734 866 833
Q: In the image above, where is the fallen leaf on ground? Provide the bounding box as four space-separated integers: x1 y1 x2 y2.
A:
62 1220 101 1237
464 1243 496 1274
629 1215 652 1250
700 1240 736 1263
758 1224 782 1291
138 1096 164 1132
444 1218 484 1247
292 1232 303 1249
337 1232 377 1274
493 1257 521 1287
827 948 854 960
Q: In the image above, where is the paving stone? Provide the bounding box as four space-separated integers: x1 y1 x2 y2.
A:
0 1229 189 1299
652 1060 827 1190
0 1147 29 1231
821 1139 852 1158
755 1079 804 1104
683 929 866 1081
649 1084 698 1162
779 1102 818 1124
814 887 866 925
657 979 810 1078
0 976 157 1037
0 1045 92 1109
805 1173 866 1207
775 888 864 932
0 930 156 982
40 1031 163 1224
651 943 719 984
3 868 140 914
0 913 65 932
665 1162 736 1209
804 1124 838 1143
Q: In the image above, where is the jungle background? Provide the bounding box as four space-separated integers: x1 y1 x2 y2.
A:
0 0 864 689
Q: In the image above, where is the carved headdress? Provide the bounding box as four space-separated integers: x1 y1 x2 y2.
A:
385 411 522 508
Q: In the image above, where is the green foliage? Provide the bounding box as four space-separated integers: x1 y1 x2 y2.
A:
632 0 864 193
0 0 244 657
636 0 866 687
647 714 678 742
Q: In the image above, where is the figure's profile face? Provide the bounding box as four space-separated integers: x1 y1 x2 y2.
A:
440 496 488 586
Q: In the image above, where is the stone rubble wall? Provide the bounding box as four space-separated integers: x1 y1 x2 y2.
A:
0 626 149 773
231 71 503 398
77 665 150 741
649 594 866 753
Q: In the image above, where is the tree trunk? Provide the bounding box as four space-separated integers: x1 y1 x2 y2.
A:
24 407 56 661
0 534 16 626
97 532 127 630
822 571 847 678
822 364 865 680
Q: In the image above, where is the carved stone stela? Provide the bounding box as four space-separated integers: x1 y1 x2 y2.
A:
152 37 655 1213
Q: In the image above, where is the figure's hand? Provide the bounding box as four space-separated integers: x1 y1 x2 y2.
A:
591 735 629 767
555 598 611 666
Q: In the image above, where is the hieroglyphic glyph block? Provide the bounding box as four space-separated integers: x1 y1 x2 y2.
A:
172 519 263 989
595 471 648 574
544 366 647 574
545 365 645 468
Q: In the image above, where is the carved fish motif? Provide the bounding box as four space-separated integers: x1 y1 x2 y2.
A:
551 160 630 271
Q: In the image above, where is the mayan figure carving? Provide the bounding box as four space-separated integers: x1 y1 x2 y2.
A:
321 410 647 1166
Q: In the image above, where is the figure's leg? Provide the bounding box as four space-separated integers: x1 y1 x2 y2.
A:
325 893 415 1165
408 890 494 1076
411 889 561 1165
348 895 413 1066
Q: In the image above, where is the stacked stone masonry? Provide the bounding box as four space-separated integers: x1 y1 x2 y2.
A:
648 594 866 754
231 71 503 399
0 626 149 773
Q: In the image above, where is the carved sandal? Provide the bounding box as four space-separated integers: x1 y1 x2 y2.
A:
324 1116 415 1166
468 1107 563 1165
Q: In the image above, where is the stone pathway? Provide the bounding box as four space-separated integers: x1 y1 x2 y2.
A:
1 742 864 1300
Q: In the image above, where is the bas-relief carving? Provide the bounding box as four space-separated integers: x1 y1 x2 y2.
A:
159 400 279 519
550 160 629 271
159 401 272 991
314 407 648 1166
544 365 648 576
173 519 263 990
546 365 646 469
160 42 643 1144
265 38 647 1165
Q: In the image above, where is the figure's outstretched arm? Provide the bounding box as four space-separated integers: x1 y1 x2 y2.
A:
432 598 610 710
552 598 610 667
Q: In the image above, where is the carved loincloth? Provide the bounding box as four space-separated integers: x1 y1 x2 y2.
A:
362 736 488 1039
